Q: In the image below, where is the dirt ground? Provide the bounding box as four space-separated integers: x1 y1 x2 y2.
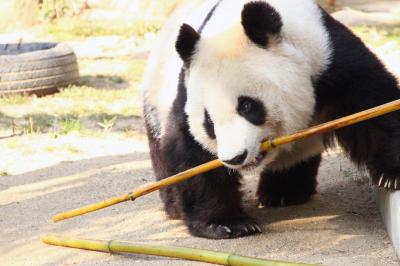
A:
1 1 400 265
0 148 399 265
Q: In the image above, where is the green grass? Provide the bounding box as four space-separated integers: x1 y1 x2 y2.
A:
0 170 8 176
0 87 140 116
65 144 82 153
107 76 125 84
97 116 117 132
351 25 400 49
0 77 143 135
0 86 141 135
126 60 146 83
0 94 31 105
0 54 145 139
39 18 162 41
59 117 84 134
78 59 146 84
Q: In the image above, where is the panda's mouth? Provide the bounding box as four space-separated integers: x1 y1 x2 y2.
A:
241 151 268 171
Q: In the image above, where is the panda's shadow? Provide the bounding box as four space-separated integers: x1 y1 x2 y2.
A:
241 177 380 236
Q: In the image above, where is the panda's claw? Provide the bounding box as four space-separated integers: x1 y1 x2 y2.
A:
242 225 249 233
247 224 256 232
219 225 232 234
254 224 262 233
376 175 400 190
378 176 384 187
244 222 262 234
393 177 400 190
190 218 262 239
208 224 216 230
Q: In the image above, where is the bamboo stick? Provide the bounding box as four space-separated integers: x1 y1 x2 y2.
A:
41 234 315 266
52 99 400 222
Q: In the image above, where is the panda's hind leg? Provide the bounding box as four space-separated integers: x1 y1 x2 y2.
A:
144 116 181 219
257 155 321 207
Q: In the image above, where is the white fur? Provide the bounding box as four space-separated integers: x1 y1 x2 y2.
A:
144 0 331 174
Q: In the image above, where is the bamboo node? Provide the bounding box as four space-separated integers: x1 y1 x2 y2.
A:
269 137 277 148
107 240 113 253
127 193 136 201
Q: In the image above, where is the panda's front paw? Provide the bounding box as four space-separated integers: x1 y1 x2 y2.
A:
188 218 262 239
257 190 313 208
375 175 400 190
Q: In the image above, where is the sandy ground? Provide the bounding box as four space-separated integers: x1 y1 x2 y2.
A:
0 144 399 266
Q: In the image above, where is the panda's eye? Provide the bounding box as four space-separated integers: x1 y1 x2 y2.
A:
239 100 252 114
237 96 266 126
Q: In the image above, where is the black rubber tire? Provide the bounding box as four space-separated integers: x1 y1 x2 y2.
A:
0 42 79 95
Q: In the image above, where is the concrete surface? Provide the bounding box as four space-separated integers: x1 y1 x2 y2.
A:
376 189 400 259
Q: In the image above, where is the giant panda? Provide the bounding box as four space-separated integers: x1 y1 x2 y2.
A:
142 0 400 239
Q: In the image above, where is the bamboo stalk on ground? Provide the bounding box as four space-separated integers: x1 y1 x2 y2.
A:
41 234 315 266
52 99 400 222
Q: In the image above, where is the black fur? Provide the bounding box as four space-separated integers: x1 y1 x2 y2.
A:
144 113 181 219
203 109 216 139
315 9 400 190
257 155 321 207
175 24 200 65
237 96 267 125
241 1 282 47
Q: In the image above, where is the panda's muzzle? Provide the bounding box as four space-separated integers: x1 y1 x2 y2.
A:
222 150 248 166
222 149 268 171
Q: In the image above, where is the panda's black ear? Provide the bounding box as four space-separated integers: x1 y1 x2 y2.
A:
241 1 282 47
175 24 200 64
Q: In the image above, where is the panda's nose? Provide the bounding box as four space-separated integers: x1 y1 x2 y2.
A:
222 150 248 165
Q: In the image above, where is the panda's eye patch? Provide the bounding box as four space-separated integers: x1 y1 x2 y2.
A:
203 109 216 139
237 96 266 125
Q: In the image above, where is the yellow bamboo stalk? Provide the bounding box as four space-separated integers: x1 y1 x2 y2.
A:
52 99 400 222
41 234 315 266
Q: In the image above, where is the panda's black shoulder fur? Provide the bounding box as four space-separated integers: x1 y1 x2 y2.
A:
315 8 400 188
315 9 399 108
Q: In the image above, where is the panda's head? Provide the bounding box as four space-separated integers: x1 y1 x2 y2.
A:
175 1 320 172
